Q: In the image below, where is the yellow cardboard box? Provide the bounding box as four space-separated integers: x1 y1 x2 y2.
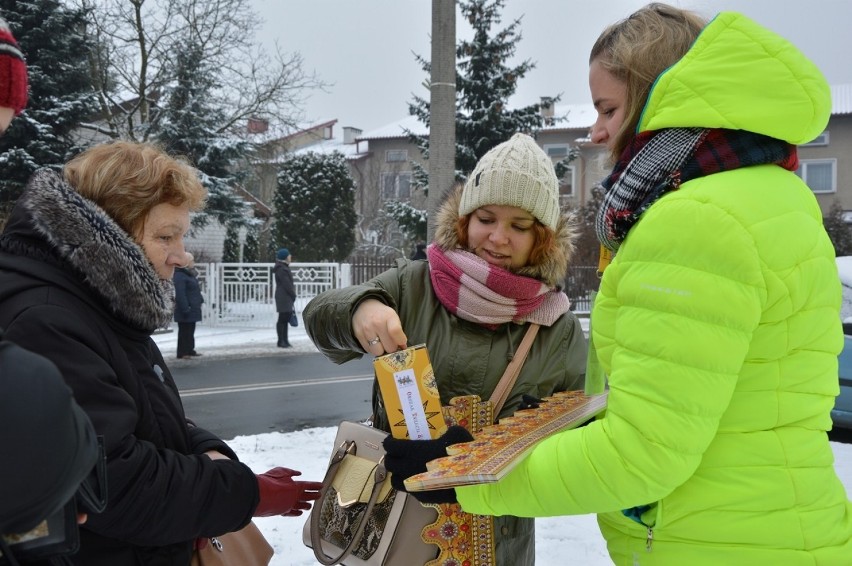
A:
374 344 447 440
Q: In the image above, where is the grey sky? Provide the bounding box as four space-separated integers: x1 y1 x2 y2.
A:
251 0 852 133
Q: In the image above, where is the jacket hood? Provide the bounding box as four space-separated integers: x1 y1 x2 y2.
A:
0 169 174 332
433 183 578 288
639 12 831 144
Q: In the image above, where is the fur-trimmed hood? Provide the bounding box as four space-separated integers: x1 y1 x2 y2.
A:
0 168 174 332
433 183 578 288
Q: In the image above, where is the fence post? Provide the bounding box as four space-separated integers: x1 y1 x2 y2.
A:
339 263 352 288
206 262 219 327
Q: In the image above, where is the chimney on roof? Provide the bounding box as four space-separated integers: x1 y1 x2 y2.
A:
247 117 269 134
343 126 362 144
540 97 555 126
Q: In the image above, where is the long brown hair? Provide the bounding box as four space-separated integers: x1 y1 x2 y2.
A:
590 3 706 161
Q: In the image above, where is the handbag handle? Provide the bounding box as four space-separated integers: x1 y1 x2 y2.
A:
310 440 388 566
489 323 540 417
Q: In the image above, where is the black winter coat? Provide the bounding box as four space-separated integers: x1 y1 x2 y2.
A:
0 329 98 538
273 261 295 313
173 267 203 323
0 170 259 566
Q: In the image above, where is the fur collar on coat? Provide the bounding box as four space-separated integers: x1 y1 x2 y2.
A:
432 183 578 288
7 168 174 332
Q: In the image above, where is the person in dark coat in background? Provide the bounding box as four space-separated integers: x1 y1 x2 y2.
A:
410 241 427 260
173 252 204 359
0 141 322 566
0 17 100 565
273 247 296 348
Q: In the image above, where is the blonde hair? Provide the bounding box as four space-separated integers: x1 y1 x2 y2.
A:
590 3 706 161
63 141 207 239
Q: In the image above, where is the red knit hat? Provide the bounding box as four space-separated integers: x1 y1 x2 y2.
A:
0 16 28 115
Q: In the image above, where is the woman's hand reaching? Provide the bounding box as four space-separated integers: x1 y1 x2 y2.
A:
352 298 407 355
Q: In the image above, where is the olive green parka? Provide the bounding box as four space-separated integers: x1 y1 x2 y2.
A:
304 185 587 565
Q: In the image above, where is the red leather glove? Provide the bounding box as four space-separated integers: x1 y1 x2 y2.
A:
254 467 323 517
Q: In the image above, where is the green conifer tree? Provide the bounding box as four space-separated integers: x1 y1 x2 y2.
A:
0 1 97 217
274 152 356 262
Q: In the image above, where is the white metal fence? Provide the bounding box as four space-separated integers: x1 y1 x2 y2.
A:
193 262 349 328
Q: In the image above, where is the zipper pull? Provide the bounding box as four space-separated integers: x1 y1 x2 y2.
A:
646 527 653 552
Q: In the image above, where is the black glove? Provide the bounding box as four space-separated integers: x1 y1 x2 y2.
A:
517 393 545 411
382 425 474 504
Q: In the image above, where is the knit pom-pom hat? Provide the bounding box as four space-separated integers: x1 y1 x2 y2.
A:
0 16 27 115
459 133 560 229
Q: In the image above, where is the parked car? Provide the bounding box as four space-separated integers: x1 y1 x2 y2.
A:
834 335 852 429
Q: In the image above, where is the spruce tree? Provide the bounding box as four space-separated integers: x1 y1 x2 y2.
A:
154 39 253 232
409 0 553 184
824 201 852 257
0 1 97 216
388 0 561 238
274 152 356 262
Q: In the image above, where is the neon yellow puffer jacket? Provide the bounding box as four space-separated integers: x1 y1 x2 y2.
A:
456 12 852 565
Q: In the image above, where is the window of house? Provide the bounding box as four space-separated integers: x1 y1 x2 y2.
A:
382 173 412 200
544 144 570 158
796 159 836 193
386 150 408 163
801 131 829 147
559 166 576 203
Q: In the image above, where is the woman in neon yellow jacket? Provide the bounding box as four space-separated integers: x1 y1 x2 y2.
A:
384 3 852 564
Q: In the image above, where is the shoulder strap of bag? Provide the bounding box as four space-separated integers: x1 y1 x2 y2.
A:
310 440 387 566
489 323 540 417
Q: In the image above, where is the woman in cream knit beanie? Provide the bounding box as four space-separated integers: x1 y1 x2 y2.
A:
459 133 560 231
304 132 585 565
437 132 576 287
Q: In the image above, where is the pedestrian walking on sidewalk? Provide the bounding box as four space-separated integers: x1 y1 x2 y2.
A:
173 252 204 359
274 248 296 348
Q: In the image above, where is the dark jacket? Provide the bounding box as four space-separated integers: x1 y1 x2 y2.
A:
0 329 99 537
273 261 296 313
173 267 203 323
0 170 259 566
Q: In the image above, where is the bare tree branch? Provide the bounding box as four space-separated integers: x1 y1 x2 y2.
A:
72 0 327 141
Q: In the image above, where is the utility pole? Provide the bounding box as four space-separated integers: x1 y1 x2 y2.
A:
427 0 456 242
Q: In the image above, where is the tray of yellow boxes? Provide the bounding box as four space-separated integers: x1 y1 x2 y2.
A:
404 390 608 491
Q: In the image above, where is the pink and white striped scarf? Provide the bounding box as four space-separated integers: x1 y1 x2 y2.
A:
426 244 570 328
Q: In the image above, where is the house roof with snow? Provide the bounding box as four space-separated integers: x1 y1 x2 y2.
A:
290 125 369 160
249 118 370 165
357 114 427 141
356 104 596 143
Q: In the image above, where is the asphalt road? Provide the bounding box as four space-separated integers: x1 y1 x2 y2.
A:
170 351 852 444
172 353 375 439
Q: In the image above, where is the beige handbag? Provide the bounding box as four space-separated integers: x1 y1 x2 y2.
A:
191 521 273 566
302 421 438 566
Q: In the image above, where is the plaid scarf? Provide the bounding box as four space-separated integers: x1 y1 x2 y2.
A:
595 128 799 251
426 244 570 329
